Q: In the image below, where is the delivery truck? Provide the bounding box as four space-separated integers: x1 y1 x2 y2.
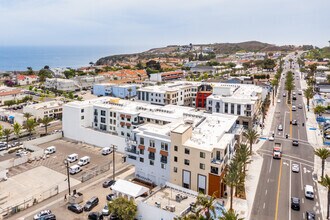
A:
273 142 282 159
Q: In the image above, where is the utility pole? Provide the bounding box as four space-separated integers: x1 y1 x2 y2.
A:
112 144 117 181
63 159 71 195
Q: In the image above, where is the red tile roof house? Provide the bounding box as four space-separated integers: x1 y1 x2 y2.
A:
0 87 25 106
16 74 39 86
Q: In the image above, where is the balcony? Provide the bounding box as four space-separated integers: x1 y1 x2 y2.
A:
210 166 219 175
211 158 223 165
94 111 98 116
148 154 155 160
125 147 139 155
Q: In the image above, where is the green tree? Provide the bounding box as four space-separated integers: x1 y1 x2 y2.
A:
196 193 216 220
38 69 53 82
25 118 37 138
13 122 22 141
0 124 3 141
243 128 259 154
288 58 293 69
108 197 137 220
262 58 276 71
224 160 240 210
40 116 53 135
271 78 279 105
3 128 13 148
304 87 314 111
314 105 326 115
314 148 330 179
219 209 244 220
235 144 252 177
285 71 295 103
23 112 33 120
321 174 330 219
26 67 33 75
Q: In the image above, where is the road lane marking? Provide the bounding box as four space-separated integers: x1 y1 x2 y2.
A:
269 157 273 173
263 203 265 209
265 189 268 195
300 163 303 190
274 158 283 220
267 178 269 183
302 198 304 204
289 160 292 220
257 149 314 166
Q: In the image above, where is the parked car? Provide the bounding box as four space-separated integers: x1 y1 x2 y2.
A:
298 104 302 109
109 213 119 220
292 163 300 173
33 209 52 220
292 120 298 125
103 180 116 188
102 204 110 216
84 196 99 211
106 193 115 201
278 124 283 131
269 136 274 141
88 212 103 220
291 197 300 210
292 140 299 146
306 211 315 220
68 203 83 213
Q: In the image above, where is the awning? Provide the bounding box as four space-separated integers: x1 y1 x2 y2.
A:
111 179 149 198
8 116 14 119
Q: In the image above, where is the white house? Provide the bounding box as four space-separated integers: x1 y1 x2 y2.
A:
15 75 38 86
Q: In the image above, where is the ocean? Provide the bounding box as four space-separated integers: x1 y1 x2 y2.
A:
0 45 149 71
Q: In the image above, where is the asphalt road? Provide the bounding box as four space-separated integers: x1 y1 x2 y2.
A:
251 54 322 220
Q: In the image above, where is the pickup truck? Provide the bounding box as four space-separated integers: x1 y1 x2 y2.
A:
273 142 282 159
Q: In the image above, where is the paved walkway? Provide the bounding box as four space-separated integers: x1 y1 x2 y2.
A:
301 78 329 219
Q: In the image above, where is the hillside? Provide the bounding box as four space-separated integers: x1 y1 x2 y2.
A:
96 41 297 66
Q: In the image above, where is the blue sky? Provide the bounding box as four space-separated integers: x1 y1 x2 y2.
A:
0 0 329 47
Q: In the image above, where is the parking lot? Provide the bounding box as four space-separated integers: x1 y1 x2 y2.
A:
8 138 124 181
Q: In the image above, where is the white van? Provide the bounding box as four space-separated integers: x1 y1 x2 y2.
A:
67 153 78 163
102 147 112 155
292 106 297 111
78 156 90 166
45 146 56 154
69 165 81 175
305 185 314 199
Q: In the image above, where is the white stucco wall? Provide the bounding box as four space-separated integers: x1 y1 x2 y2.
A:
137 201 176 220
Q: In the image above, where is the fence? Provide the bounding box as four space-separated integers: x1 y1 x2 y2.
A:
0 185 59 219
81 162 111 182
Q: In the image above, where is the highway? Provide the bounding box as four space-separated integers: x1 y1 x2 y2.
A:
251 54 322 220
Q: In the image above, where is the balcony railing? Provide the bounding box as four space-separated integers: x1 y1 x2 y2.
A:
160 157 167 164
210 158 223 165
148 154 155 160
125 147 139 155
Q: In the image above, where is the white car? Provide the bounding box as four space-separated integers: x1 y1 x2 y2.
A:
277 99 281 103
292 163 300 173
269 136 274 141
278 124 283 131
102 204 110 216
33 209 52 220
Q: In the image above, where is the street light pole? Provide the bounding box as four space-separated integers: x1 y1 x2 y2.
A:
64 159 71 195
112 144 116 181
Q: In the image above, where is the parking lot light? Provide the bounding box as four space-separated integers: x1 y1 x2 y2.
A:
63 159 71 196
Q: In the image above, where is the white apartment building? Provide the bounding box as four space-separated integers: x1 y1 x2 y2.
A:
23 101 64 119
45 78 78 91
63 97 241 193
137 82 198 107
0 87 25 106
206 83 265 128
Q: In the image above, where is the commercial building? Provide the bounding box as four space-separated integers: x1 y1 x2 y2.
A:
63 97 242 197
195 84 213 109
92 83 137 99
206 83 265 128
45 78 78 92
149 71 184 82
23 101 64 120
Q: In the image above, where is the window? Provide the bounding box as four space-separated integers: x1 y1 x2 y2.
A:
161 142 168 151
81 116 84 120
101 110 106 116
225 103 228 113
81 109 84 113
139 149 144 155
150 160 154 166
114 113 116 117
184 159 190 166
121 131 124 136
174 145 178 151
200 163 205 170
160 155 167 164
174 167 178 173
231 104 235 114
174 156 178 162
100 124 107 131
237 104 241 115
149 140 155 148
200 152 205 158
184 148 190 155
140 158 144 163
161 163 166 169
140 137 144 145
149 152 155 160
211 166 219 175
110 112 113 117
101 117 106 123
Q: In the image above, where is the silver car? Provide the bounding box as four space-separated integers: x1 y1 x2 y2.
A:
292 163 300 173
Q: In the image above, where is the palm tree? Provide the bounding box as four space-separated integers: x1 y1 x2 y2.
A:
13 122 22 141
0 124 3 141
321 174 330 219
235 144 252 176
224 160 240 210
285 71 295 104
219 209 244 220
288 58 293 69
40 116 53 135
195 193 216 220
304 87 314 111
243 128 259 154
23 112 33 120
314 148 330 179
3 128 12 148
271 78 278 105
314 105 326 116
25 118 37 139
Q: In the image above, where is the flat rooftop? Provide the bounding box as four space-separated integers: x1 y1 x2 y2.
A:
143 186 197 216
24 101 63 110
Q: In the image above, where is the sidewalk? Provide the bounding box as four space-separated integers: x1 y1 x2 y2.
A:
301 78 328 219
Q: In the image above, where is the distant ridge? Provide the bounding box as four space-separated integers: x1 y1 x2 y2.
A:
96 41 297 65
